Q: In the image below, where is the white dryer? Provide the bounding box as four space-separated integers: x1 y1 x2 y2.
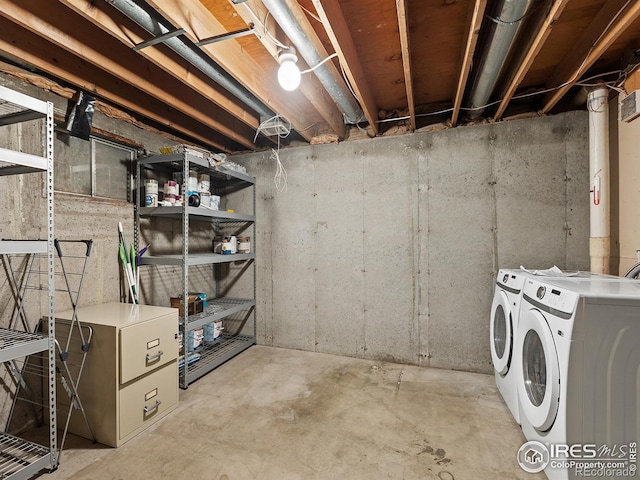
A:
516 275 640 480
490 269 527 424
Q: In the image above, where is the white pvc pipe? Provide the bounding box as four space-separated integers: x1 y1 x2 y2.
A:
588 87 610 274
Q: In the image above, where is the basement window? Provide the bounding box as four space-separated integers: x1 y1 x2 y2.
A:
55 136 135 202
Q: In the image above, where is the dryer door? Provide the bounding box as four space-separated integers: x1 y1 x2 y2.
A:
490 289 512 375
517 308 560 432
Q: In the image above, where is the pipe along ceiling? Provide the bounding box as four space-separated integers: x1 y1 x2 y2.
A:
107 0 275 128
108 0 366 145
467 0 534 118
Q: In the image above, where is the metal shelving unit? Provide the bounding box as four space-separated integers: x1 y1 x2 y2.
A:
136 151 256 389
0 86 57 478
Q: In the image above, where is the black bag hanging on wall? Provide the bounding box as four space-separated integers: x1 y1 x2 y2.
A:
66 91 95 140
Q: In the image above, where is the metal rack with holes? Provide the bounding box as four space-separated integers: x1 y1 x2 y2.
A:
0 85 57 478
135 151 256 389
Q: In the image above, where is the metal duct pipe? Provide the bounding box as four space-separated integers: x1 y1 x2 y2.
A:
261 0 364 124
107 0 274 121
467 0 533 118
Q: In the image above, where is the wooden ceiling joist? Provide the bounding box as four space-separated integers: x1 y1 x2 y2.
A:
451 0 487 127
494 0 570 120
145 0 343 141
312 0 379 134
0 18 244 152
230 0 281 58
0 0 258 150
542 0 640 113
396 0 416 131
58 0 259 136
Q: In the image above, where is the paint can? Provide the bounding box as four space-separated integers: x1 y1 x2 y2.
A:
164 180 178 196
221 236 237 254
188 170 198 191
188 328 204 351
200 192 211 208
198 173 210 193
237 236 251 254
204 320 223 343
144 179 158 207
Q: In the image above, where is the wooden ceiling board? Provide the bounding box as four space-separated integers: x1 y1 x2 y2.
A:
60 0 260 131
311 0 380 132
200 0 272 60
336 0 407 112
542 0 640 112
590 15 640 69
409 0 473 106
147 0 336 141
520 0 607 88
298 0 337 52
0 0 637 152
1 0 259 149
493 0 572 120
0 17 247 152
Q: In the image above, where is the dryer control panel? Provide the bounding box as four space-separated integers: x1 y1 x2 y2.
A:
523 279 579 316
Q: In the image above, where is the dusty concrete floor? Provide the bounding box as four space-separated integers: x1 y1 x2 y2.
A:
29 346 541 479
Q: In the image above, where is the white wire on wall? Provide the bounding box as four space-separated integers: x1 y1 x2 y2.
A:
272 143 288 193
255 114 290 193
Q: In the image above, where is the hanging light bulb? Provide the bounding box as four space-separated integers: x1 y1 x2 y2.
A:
277 48 301 91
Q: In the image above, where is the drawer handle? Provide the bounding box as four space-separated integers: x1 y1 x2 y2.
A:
146 350 164 362
144 400 162 414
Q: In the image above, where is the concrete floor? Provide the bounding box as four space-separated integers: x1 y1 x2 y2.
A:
30 346 542 479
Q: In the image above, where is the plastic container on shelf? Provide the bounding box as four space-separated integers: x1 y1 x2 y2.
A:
187 328 204 351
145 179 158 206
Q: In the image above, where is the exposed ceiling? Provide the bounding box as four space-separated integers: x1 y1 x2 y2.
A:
1 0 639 154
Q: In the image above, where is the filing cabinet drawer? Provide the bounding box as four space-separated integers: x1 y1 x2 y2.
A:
54 303 179 447
120 312 178 384
119 361 178 440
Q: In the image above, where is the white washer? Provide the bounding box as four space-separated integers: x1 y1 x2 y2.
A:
490 269 528 424
516 275 640 480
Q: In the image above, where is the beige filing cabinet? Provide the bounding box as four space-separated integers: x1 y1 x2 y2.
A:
54 303 179 447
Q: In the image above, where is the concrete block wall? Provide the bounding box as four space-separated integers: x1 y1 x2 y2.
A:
235 111 590 373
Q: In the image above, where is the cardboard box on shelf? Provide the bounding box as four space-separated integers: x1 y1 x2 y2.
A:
170 295 204 316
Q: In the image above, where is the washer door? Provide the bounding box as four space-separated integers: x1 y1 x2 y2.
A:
517 308 560 432
490 290 512 375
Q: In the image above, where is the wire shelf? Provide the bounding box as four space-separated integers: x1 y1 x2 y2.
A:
0 433 52 479
181 334 254 386
185 298 255 329
0 329 49 363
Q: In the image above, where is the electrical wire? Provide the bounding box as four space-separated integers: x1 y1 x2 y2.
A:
272 134 288 193
262 10 289 49
253 114 289 193
486 0 541 26
256 0 635 129
558 0 634 94
338 59 360 103
300 53 339 74
254 114 292 142
374 62 640 124
374 0 638 125
299 4 322 23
